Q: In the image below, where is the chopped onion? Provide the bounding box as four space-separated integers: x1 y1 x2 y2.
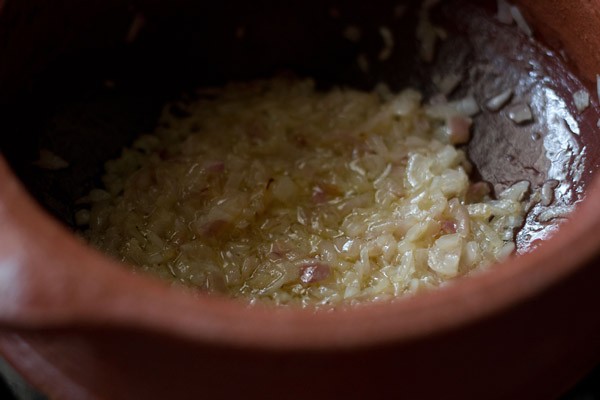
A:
378 26 394 61
573 90 590 113
34 149 69 170
394 4 407 19
507 104 533 124
496 0 513 24
597 75 600 104
467 181 491 202
428 93 448 106
428 234 462 277
83 78 528 306
374 82 393 101
417 27 436 64
446 115 472 145
312 183 342 204
357 53 369 73
453 96 480 117
343 25 361 42
417 0 442 62
270 176 298 202
433 73 462 95
499 180 530 201
204 160 225 173
540 180 559 206
510 5 533 37
75 209 91 226
485 88 513 112
89 189 111 202
391 89 422 116
426 95 480 119
299 262 331 284
538 205 574 222
441 220 457 234
495 242 515 261
448 198 471 237
126 13 145 43
199 219 230 237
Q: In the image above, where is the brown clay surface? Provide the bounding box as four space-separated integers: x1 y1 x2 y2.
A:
0 1 600 399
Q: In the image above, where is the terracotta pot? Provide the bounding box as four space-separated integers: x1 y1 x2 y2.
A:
0 0 600 399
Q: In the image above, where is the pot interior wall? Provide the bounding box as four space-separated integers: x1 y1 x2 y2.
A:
0 0 598 254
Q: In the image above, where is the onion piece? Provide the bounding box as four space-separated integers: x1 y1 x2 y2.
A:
203 160 225 173
299 262 331 284
374 82 393 101
75 209 91 226
126 13 146 43
89 189 111 202
394 4 407 19
312 183 342 203
499 180 530 202
378 26 394 61
441 220 457 234
271 176 298 202
597 75 600 104
495 242 515 262
433 73 462 95
343 25 361 42
417 0 442 62
485 89 513 112
391 89 423 116
34 149 69 170
452 96 480 117
496 0 513 24
538 205 574 222
357 53 369 73
510 5 533 37
199 219 230 237
446 115 472 145
540 180 559 207
573 90 590 113
467 181 491 202
507 104 533 124
429 93 447 106
428 234 462 277
426 95 480 119
448 198 471 237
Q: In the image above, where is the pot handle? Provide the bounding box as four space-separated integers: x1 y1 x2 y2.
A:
0 158 135 329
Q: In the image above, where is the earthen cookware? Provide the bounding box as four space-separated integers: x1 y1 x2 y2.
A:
0 0 599 399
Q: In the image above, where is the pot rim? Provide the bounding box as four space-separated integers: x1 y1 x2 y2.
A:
0 154 599 351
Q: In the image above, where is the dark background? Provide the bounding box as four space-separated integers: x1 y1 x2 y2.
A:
1 363 600 399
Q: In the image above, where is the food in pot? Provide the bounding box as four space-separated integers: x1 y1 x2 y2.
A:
79 78 527 306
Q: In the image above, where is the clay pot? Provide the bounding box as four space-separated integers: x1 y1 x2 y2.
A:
0 0 599 399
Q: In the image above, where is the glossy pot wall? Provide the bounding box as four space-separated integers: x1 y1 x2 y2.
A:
0 0 600 399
